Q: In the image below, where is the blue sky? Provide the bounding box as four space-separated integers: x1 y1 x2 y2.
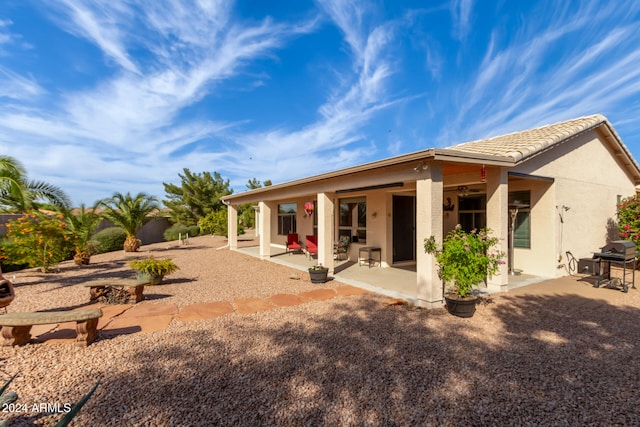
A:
1 1 640 206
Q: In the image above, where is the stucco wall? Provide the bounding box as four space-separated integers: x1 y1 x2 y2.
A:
268 196 316 249
512 130 636 277
266 190 395 265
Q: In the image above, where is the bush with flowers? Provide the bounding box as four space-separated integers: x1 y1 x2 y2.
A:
1 212 74 273
424 225 505 298
616 195 640 251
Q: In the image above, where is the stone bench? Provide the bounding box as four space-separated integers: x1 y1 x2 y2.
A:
0 308 103 347
83 278 150 304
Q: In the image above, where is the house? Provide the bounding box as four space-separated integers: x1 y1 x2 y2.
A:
222 114 640 308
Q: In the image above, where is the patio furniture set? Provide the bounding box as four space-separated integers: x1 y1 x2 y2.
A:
286 233 351 260
285 233 381 267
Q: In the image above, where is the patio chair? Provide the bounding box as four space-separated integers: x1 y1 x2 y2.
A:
305 235 318 259
334 235 350 260
286 233 302 255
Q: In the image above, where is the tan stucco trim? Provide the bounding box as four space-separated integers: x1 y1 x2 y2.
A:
223 149 514 204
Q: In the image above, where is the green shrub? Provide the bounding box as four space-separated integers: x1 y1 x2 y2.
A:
129 256 179 276
163 223 200 242
198 210 244 236
198 210 226 236
1 212 74 273
424 225 504 297
92 227 126 253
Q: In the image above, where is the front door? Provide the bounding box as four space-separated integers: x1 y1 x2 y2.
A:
393 195 416 263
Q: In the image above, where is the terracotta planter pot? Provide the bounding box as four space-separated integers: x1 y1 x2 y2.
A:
444 293 478 318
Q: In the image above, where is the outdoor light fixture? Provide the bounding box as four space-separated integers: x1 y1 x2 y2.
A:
413 162 429 172
304 201 314 217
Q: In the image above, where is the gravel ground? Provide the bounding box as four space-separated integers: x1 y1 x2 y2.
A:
1 235 640 426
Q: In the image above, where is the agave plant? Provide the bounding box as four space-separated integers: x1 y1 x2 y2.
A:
98 192 159 252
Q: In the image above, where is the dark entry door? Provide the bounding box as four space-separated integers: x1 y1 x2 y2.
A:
393 195 416 263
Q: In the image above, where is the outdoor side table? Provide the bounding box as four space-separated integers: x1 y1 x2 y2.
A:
358 247 381 268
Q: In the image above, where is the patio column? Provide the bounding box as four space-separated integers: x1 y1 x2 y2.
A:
228 204 238 250
416 162 444 308
486 167 509 292
259 201 273 259
317 192 335 273
253 205 260 237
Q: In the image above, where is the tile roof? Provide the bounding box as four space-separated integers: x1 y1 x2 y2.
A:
448 114 608 162
223 114 640 203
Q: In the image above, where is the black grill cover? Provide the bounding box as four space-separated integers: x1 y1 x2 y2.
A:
599 240 636 260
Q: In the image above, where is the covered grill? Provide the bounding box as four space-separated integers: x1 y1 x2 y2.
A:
594 240 637 261
586 240 637 292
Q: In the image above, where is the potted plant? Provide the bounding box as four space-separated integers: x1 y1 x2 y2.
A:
308 263 329 284
424 225 505 317
129 256 179 285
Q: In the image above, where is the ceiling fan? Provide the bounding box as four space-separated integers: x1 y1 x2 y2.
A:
457 186 481 197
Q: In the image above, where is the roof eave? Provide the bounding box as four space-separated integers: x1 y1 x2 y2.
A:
598 121 640 185
222 148 515 203
223 149 435 202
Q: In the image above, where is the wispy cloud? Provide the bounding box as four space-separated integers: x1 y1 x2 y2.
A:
3 1 637 205
206 0 402 185
0 0 324 202
439 0 640 145
47 0 140 73
450 0 473 40
0 67 44 100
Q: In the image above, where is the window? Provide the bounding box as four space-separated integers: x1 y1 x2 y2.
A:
509 191 530 248
339 197 366 242
458 195 486 232
278 203 297 235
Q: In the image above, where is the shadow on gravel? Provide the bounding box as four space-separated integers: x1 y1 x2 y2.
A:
10 260 133 288
53 291 640 427
140 293 172 301
146 244 210 252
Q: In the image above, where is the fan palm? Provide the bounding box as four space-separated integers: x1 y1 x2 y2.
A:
98 192 160 252
0 155 71 212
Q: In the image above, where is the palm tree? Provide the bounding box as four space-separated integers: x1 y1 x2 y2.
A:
64 203 102 265
98 192 160 252
0 155 71 212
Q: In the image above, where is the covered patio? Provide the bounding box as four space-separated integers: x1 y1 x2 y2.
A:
223 116 640 310
236 242 545 303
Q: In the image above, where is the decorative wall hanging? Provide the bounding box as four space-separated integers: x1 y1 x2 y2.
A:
304 201 315 217
443 197 455 211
